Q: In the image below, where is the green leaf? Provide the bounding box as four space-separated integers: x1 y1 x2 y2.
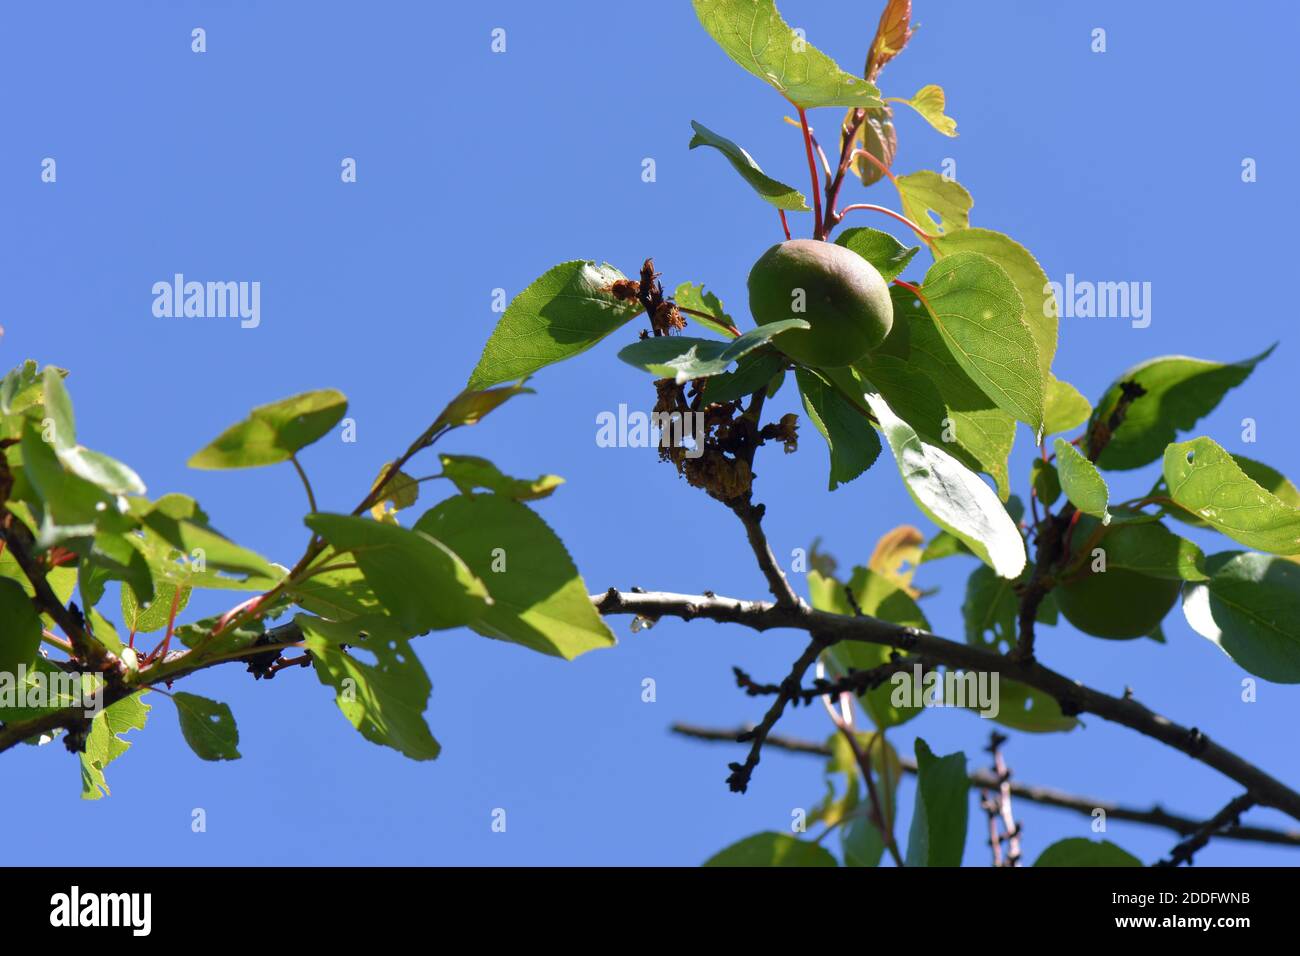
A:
920 252 1043 431
19 420 129 546
172 692 241 761
433 381 534 430
187 389 348 470
78 532 154 609
699 350 785 405
40 370 147 497
41 366 75 450
438 454 563 501
1092 347 1274 470
1182 551 1300 683
692 0 882 110
0 360 55 417
616 320 808 383
810 567 927 728
835 227 919 283
673 282 739 338
466 261 642 390
414 495 615 660
703 832 838 867
904 739 969 867
862 288 1017 498
304 514 489 634
895 170 972 236
0 578 41 677
1054 439 1110 523
1031 459 1061 507
863 391 1026 579
1043 375 1092 436
688 120 808 211
368 465 420 522
889 84 957 136
1235 455 1300 508
961 565 1079 733
121 579 191 634
288 550 381 622
1164 437 1300 554
932 228 1056 383
1034 838 1142 867
298 614 440 760
796 369 881 491
139 494 282 583
80 693 150 800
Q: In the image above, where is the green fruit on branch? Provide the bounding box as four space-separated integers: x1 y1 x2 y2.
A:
1055 522 1181 639
747 239 893 368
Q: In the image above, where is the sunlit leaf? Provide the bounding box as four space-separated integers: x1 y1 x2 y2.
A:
688 120 808 211
1164 437 1300 554
188 389 348 470
692 0 883 109
466 261 642 390
890 84 957 136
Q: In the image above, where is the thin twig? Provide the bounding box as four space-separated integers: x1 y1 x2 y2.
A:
725 637 825 793
669 723 1300 850
290 453 319 514
1155 793 1257 867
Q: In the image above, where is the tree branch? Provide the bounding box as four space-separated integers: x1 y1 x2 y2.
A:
594 588 1300 822
0 621 305 754
1155 793 1257 867
670 722 1300 850
725 637 825 793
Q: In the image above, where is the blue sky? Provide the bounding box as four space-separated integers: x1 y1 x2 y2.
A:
2 0 1297 865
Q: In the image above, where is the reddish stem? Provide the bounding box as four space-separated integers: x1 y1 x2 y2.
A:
797 107 824 239
849 147 897 184
145 587 184 663
838 203 935 243
778 209 792 241
892 278 924 299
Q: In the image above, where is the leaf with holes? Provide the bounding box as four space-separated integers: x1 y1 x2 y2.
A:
1164 438 1300 555
890 84 957 136
173 692 241 761
895 170 972 236
298 614 440 760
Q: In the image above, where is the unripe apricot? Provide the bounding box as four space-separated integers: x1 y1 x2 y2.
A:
1056 521 1181 639
747 239 893 368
